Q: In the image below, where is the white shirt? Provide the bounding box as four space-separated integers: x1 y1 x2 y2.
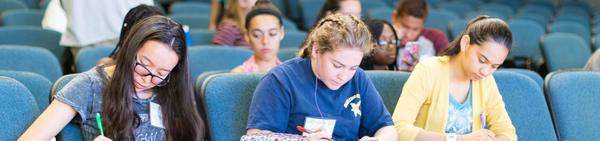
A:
58 0 154 47
42 0 67 33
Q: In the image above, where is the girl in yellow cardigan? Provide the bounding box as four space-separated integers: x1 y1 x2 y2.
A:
393 16 517 141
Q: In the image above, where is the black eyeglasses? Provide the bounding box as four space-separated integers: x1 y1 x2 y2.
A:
377 40 399 50
134 62 169 87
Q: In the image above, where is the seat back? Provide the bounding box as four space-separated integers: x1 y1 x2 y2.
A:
425 10 460 34
0 27 63 59
367 8 393 23
466 10 508 21
508 19 545 65
365 71 410 114
557 6 590 19
282 18 299 31
75 46 114 72
448 20 468 40
360 0 388 16
189 29 214 45
493 71 557 141
277 48 299 62
481 3 515 16
281 30 307 48
169 2 211 15
545 71 600 140
299 0 324 29
198 73 265 141
555 14 590 30
498 69 543 89
520 4 554 19
541 33 592 72
0 70 51 110
0 45 62 81
513 12 550 27
439 2 475 17
2 9 43 27
0 0 27 14
0 76 39 140
188 47 253 85
550 21 591 44
561 1 590 12
171 14 210 29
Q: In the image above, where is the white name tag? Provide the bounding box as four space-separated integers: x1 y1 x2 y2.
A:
303 117 336 138
150 102 165 129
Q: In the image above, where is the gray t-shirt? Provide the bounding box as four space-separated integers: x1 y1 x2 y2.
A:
55 66 165 141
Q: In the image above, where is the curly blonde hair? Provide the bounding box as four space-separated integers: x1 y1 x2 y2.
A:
299 14 374 58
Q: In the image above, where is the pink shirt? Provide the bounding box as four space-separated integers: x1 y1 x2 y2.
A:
213 19 249 47
239 56 282 72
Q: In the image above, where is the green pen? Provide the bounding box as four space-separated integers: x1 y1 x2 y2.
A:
96 113 105 136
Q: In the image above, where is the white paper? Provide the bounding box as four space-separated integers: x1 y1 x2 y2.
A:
302 117 336 138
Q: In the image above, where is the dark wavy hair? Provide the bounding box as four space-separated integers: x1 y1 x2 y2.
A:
298 14 373 58
102 15 205 141
442 16 513 56
109 4 165 57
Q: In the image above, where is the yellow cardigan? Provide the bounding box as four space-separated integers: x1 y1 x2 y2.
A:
392 56 516 141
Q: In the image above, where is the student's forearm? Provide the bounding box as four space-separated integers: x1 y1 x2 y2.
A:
414 130 446 141
19 100 77 141
18 137 47 141
373 126 397 141
496 134 510 141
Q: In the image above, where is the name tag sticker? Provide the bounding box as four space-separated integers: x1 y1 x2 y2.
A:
150 102 165 129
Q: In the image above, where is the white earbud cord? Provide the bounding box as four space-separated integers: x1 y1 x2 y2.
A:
314 56 324 119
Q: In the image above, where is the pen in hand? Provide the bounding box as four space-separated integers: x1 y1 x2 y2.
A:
96 113 105 136
480 112 487 129
297 126 331 141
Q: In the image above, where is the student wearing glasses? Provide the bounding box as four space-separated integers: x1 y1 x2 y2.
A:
20 16 206 141
360 19 400 71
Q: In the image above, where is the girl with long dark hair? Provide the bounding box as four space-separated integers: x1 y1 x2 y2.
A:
20 15 205 141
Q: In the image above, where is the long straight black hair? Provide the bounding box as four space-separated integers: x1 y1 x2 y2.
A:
103 15 205 141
